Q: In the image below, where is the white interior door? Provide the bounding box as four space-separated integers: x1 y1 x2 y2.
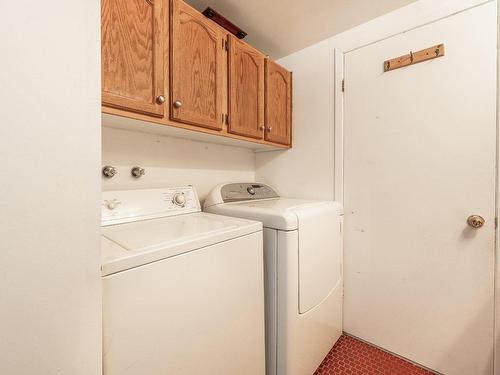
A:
343 3 497 374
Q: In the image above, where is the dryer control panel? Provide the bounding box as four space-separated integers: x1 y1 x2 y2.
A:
221 183 279 202
101 186 200 226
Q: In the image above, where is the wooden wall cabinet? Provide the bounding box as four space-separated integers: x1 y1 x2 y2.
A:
265 59 292 146
228 35 265 139
101 0 292 149
170 0 225 131
101 0 166 117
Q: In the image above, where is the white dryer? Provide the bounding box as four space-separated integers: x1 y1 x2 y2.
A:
101 186 265 375
204 183 343 375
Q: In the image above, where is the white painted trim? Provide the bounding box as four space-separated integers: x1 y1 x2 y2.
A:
333 48 344 202
333 0 498 372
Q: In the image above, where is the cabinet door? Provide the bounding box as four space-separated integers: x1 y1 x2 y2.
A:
170 0 224 130
228 36 265 139
102 0 165 117
265 59 292 146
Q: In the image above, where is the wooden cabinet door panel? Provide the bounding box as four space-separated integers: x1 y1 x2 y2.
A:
265 59 292 145
170 0 224 130
228 36 265 139
102 0 165 117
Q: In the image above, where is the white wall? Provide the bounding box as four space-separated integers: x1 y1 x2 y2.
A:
102 127 255 202
0 1 101 375
255 0 488 200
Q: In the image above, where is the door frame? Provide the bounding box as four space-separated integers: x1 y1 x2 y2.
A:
332 0 499 372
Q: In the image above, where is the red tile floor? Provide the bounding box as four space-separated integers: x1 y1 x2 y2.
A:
314 334 435 375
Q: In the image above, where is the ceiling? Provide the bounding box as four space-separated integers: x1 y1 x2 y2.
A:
186 0 418 59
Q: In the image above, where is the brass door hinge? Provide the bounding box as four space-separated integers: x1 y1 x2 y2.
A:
225 113 230 125
223 39 229 51
342 79 345 92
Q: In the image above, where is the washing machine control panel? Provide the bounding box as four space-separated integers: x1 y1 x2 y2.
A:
221 183 279 202
101 186 200 226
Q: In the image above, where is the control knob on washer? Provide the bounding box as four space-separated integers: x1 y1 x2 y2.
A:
172 193 186 207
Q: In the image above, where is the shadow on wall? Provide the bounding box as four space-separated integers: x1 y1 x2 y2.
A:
102 126 255 170
101 126 256 200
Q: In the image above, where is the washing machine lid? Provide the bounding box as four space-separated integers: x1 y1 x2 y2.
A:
101 212 261 276
204 182 342 230
206 198 334 230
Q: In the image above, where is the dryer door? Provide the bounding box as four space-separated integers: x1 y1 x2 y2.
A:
295 203 342 313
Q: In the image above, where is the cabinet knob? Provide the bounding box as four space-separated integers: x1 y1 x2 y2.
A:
173 100 183 109
156 95 166 104
266 126 273 132
259 125 265 131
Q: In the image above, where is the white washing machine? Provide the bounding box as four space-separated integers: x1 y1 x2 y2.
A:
204 183 343 375
101 186 265 375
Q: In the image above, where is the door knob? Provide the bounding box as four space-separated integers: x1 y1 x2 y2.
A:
156 95 165 104
173 100 183 109
467 215 485 229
